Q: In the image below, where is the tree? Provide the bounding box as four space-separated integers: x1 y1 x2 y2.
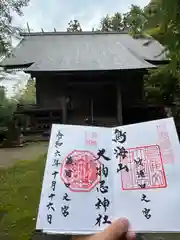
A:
17 78 36 104
111 13 124 31
97 3 165 39
98 13 124 32
144 0 180 76
97 6 148 37
67 20 82 32
0 77 36 127
123 5 147 36
0 0 30 55
161 0 180 69
144 66 179 105
144 0 162 29
143 0 180 122
0 86 17 127
95 1 180 121
143 0 166 44
99 14 111 32
0 67 6 80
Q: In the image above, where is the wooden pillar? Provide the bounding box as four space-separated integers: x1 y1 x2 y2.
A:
62 96 67 124
116 81 123 125
34 77 40 105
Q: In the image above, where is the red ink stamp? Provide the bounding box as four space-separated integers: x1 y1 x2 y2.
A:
85 131 97 146
120 145 167 190
60 150 101 192
157 124 174 164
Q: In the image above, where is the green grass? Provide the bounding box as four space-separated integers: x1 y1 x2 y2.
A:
0 155 46 240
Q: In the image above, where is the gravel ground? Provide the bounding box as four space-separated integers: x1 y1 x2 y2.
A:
0 142 48 168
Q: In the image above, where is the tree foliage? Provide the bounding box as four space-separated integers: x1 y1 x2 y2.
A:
161 0 180 72
97 5 149 37
0 0 30 55
0 86 17 127
17 78 36 104
95 1 180 120
146 0 180 102
123 5 147 37
0 78 36 129
67 20 82 32
136 0 180 121
97 13 124 32
145 67 179 105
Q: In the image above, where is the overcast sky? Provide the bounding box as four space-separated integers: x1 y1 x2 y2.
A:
13 0 150 32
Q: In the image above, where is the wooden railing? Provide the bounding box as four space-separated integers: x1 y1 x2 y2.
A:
68 116 118 127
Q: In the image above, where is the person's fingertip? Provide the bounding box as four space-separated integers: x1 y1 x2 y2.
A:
102 217 129 238
115 218 129 233
115 217 129 228
126 231 136 240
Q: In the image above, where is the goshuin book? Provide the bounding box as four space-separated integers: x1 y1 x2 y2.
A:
36 117 180 234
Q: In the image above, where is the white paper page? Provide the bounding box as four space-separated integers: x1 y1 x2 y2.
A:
112 117 180 232
36 124 113 234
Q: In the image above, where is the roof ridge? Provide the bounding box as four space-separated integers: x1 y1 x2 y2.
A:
20 31 129 37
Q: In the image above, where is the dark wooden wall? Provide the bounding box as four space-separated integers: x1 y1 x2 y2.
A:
120 70 145 107
36 76 66 108
34 70 145 126
36 70 144 107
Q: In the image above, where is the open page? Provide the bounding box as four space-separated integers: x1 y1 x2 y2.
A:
112 117 180 232
36 124 113 234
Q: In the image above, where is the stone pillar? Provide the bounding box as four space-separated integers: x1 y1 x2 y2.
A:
116 81 123 125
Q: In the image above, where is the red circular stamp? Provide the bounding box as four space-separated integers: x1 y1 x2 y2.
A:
60 150 101 192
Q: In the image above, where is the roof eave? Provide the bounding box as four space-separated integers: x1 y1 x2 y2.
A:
26 67 156 74
145 59 170 65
